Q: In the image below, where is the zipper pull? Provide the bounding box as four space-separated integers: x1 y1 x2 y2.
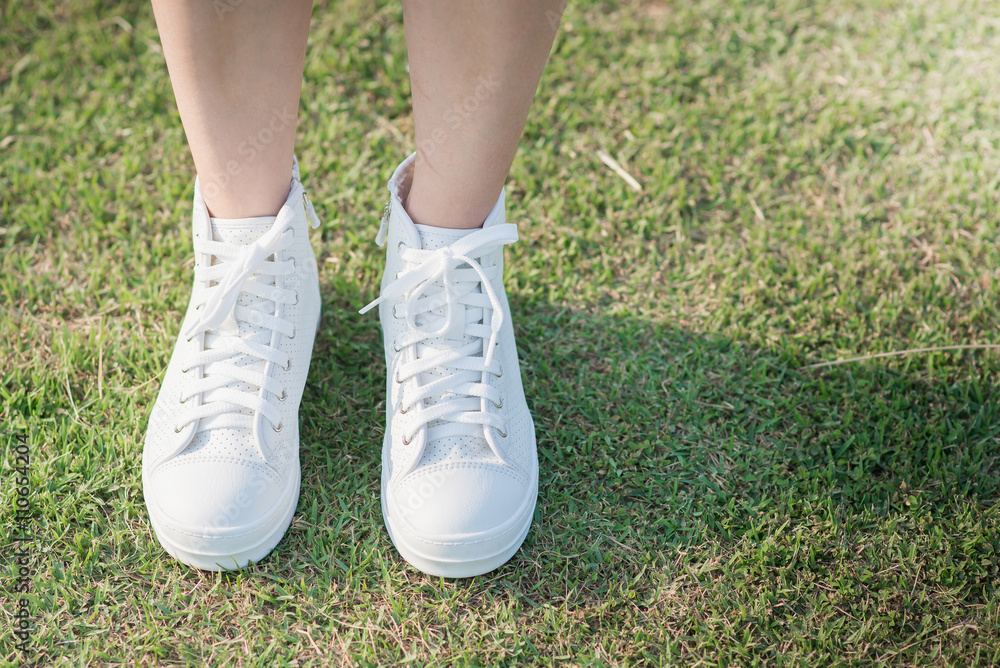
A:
374 197 391 247
302 191 321 229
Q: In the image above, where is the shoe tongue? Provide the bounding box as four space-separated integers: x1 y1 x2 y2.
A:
415 223 477 251
210 215 276 244
200 216 279 424
410 224 494 463
414 224 480 341
208 216 278 338
414 224 479 344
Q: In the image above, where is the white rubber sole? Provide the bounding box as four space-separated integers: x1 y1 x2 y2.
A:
381 438 539 578
145 467 300 572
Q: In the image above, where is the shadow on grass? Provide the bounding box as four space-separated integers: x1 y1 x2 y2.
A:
286 280 1000 604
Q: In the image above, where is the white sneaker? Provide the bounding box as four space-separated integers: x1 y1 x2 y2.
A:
142 160 322 571
361 154 538 578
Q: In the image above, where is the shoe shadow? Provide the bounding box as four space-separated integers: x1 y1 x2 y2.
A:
292 272 1000 604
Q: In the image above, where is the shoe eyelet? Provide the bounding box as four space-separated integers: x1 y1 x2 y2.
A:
394 368 402 384
495 363 504 378
278 390 287 402
392 304 401 319
492 398 503 409
282 360 292 371
397 241 406 252
174 425 183 434
181 367 189 374
292 291 299 305
392 340 401 352
402 434 411 445
498 429 508 438
272 422 283 433
288 327 296 340
179 393 188 404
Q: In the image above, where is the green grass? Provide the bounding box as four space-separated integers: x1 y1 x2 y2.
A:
3 0 1000 664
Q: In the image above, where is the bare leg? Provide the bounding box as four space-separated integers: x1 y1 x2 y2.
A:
401 0 563 229
151 0 312 218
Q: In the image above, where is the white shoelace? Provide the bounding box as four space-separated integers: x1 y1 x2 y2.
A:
175 182 308 435
361 224 519 444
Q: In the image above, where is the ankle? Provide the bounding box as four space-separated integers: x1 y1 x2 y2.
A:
198 169 293 219
403 179 499 231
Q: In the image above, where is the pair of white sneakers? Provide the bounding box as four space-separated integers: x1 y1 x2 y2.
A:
142 155 538 578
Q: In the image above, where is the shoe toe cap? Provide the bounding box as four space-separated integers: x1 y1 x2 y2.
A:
146 459 283 534
391 463 529 540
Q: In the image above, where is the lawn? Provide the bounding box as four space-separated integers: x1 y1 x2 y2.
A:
2 0 1000 665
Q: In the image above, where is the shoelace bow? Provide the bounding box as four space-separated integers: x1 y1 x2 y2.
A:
361 224 519 444
175 181 307 434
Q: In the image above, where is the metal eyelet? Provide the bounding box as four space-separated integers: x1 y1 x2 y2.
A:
181 367 189 374
394 368 402 384
179 393 188 404
292 291 299 305
278 390 287 402
282 360 292 371
288 327 296 340
397 241 406 252
399 404 408 414
392 340 401 352
402 434 411 445
272 422 283 433
498 429 508 438
392 304 401 319
495 363 504 378
492 398 503 409
174 425 182 434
